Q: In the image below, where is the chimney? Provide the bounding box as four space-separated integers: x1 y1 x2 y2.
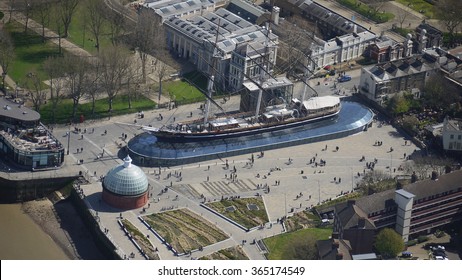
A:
353 24 357 34
272 6 280 25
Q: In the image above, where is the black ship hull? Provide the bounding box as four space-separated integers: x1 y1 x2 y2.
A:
150 108 341 142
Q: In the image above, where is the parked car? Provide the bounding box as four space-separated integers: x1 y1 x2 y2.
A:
434 256 449 260
338 75 351 82
401 251 413 258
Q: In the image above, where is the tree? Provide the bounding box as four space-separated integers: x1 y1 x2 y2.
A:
0 29 15 90
82 61 102 117
84 0 106 52
436 0 462 47
358 170 393 195
58 0 79 38
396 6 410 29
368 0 387 17
25 72 47 112
43 56 66 123
133 9 164 83
105 9 126 46
33 0 52 42
99 45 131 113
62 54 87 121
374 228 404 259
15 0 33 33
7 0 16 23
401 115 419 136
281 236 318 260
387 94 409 116
423 74 460 111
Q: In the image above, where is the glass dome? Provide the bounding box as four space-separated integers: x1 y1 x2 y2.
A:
103 156 148 196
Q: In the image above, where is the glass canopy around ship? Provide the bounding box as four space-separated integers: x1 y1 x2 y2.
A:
127 101 374 166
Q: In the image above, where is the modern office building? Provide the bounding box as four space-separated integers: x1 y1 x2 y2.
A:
331 169 462 254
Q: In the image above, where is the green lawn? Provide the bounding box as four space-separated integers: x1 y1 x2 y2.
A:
31 1 115 55
395 0 436 19
337 0 395 23
5 21 61 86
164 78 206 105
264 228 333 260
39 94 157 124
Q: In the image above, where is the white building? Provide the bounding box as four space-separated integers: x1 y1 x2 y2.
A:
442 117 462 151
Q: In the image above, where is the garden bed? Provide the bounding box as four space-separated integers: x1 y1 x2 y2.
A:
144 209 228 255
206 197 269 229
199 246 248 260
121 219 159 260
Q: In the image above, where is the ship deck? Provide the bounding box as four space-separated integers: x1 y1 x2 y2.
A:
127 100 374 167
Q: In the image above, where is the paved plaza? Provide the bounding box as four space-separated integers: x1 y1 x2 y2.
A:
42 96 421 260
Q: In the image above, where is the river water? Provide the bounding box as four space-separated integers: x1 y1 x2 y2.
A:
0 204 69 260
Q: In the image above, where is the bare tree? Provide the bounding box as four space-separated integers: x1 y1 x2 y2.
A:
25 72 47 112
0 29 15 90
105 9 126 46
84 0 106 52
7 0 16 23
32 0 52 42
14 0 33 33
62 54 87 121
125 61 143 109
83 61 102 117
368 0 387 17
436 0 462 47
396 6 410 29
358 170 394 195
43 56 66 123
99 45 131 113
58 0 79 38
133 9 163 83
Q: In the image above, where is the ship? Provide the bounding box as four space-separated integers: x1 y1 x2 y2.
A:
142 94 341 141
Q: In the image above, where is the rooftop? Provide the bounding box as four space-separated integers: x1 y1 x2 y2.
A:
0 96 40 122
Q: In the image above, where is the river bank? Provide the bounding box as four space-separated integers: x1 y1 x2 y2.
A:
22 198 106 260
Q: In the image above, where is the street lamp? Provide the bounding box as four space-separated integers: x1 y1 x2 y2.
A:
67 129 70 155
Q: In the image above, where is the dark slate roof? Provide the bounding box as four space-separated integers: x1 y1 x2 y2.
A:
403 169 462 200
0 97 40 122
334 202 376 230
317 238 352 260
352 170 462 215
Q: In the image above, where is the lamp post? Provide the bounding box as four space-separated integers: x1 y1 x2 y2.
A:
351 167 354 192
1 72 6 90
67 129 70 155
